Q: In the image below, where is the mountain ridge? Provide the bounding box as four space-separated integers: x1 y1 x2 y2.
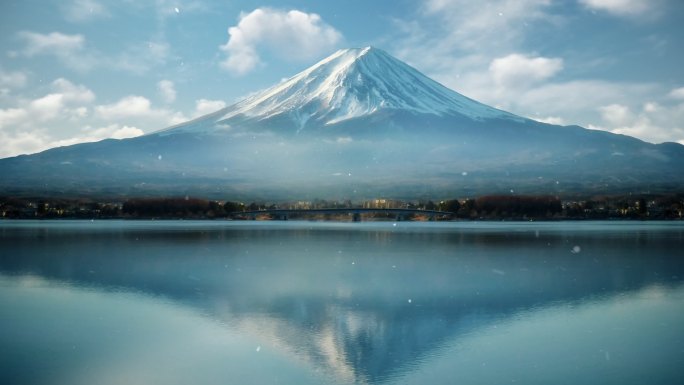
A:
158 46 523 136
1 47 683 199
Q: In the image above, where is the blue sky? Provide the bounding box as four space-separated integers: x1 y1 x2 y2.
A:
1 0 683 157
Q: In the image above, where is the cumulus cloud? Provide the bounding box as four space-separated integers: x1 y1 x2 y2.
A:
108 125 145 139
0 78 94 129
193 99 227 118
95 96 154 119
54 124 144 146
0 78 190 157
96 95 152 119
608 115 684 145
0 108 28 129
0 78 98 156
29 94 66 121
599 103 633 126
579 0 659 17
219 8 343 75
95 95 186 125
594 99 684 144
0 130 47 158
4 79 85 125
157 80 176 104
52 78 96 103
5 124 145 158
489 54 563 88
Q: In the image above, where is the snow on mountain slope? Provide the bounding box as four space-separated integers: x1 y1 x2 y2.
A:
163 47 522 135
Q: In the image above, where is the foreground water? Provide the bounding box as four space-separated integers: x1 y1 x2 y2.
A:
1 220 683 384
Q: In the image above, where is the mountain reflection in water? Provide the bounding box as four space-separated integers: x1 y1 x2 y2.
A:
1 221 683 384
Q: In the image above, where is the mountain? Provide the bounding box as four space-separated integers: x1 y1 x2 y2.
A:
163 46 519 135
1 47 683 199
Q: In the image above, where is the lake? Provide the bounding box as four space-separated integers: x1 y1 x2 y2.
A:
1 220 683 384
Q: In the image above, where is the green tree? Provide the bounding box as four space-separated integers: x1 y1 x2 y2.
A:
439 199 461 213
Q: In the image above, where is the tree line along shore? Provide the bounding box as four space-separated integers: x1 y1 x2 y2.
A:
1 194 683 220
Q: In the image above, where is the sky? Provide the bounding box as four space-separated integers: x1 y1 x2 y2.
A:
0 0 683 158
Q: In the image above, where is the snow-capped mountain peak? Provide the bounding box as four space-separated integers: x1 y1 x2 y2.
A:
161 47 521 135
220 46 517 126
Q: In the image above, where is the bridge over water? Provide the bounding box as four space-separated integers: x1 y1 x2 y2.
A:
229 208 453 222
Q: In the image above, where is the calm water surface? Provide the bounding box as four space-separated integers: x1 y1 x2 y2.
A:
1 220 683 384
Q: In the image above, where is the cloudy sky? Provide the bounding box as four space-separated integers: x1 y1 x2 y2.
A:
1 0 683 157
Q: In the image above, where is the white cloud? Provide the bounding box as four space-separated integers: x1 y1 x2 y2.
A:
219 8 343 75
18 31 85 56
598 101 684 145
39 124 145 152
95 95 186 126
222 46 259 75
514 81 657 112
609 118 684 144
489 54 563 88
643 102 659 113
669 87 684 100
67 124 144 143
420 0 554 51
193 99 226 118
25 79 95 122
108 125 144 139
532 116 566 125
599 103 633 126
0 68 28 89
157 80 176 104
0 79 94 126
0 122 146 158
52 78 95 104
389 0 561 111
62 0 109 22
596 101 684 144
29 94 65 121
0 108 28 129
0 77 192 157
387 0 683 144
0 130 48 158
446 72 684 144
95 96 154 119
17 31 97 71
579 0 658 17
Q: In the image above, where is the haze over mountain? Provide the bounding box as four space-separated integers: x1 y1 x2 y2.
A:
1 47 683 199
